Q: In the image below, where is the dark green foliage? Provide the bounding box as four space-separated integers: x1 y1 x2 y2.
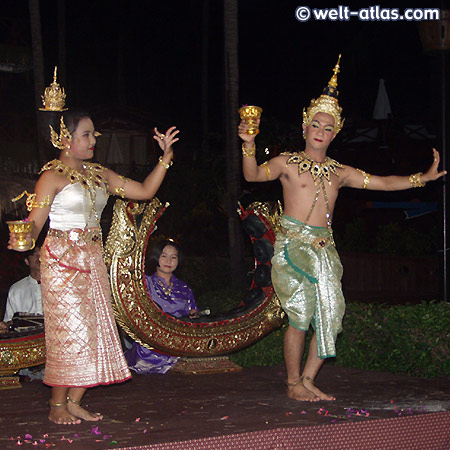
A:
335 301 450 378
229 300 450 378
335 217 440 257
230 323 287 367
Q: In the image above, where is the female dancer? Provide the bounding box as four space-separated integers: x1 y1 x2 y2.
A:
9 109 179 424
126 239 198 374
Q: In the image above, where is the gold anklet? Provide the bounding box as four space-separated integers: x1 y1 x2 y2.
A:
49 400 67 407
286 379 302 387
301 375 315 385
67 396 82 405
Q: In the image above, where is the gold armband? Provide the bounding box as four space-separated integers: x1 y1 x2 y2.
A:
261 161 271 181
158 156 173 170
113 186 126 198
356 169 371 189
242 143 256 158
113 175 131 198
409 172 425 188
11 191 51 211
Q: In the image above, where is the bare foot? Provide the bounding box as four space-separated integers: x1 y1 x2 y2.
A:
286 379 320 402
49 402 81 425
67 399 103 421
302 376 335 401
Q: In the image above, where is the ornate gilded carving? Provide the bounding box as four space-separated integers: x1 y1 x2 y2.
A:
0 332 46 377
105 198 285 357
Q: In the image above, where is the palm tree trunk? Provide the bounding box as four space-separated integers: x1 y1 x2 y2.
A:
29 0 48 164
200 0 210 161
224 0 245 286
57 0 67 87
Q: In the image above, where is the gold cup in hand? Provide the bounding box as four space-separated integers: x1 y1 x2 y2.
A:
238 105 263 135
7 220 35 251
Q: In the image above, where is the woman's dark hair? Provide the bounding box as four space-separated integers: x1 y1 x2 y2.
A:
38 109 92 144
147 239 182 273
63 110 92 135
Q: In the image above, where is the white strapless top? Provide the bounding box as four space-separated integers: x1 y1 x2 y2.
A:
49 182 108 230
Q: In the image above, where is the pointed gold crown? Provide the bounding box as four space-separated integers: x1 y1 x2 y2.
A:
39 67 68 111
303 54 344 134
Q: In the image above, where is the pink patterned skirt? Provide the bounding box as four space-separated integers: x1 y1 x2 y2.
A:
40 228 131 387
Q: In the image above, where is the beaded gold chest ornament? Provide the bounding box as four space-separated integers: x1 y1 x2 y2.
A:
282 151 343 185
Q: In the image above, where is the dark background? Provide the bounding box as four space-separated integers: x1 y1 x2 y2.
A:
0 1 448 300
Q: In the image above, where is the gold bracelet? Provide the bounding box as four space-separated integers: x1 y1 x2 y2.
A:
409 172 425 188
158 156 173 170
261 161 271 181
356 169 371 189
242 143 256 158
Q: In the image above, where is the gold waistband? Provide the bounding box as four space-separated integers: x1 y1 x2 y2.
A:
278 225 333 249
48 228 102 244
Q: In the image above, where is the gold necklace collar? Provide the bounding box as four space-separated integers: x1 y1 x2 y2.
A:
282 151 343 185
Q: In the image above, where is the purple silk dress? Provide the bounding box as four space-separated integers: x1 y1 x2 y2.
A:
125 273 197 374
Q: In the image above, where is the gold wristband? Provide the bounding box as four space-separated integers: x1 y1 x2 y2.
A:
409 172 425 188
158 156 173 170
242 143 256 158
356 169 371 189
261 161 271 181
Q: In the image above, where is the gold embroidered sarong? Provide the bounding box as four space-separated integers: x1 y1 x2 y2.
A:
41 228 131 387
271 215 345 359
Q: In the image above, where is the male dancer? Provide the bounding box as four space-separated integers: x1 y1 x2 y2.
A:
239 56 445 401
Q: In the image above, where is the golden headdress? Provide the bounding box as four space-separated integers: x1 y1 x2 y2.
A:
303 54 344 134
39 67 67 112
40 66 72 149
49 116 72 150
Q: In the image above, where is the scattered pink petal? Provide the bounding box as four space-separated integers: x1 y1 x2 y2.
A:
220 416 229 420
91 427 102 435
135 418 141 422
43 434 49 438
390 400 394 404
39 440 46 444
103 435 112 439
285 412 293 416
143 429 147 434
25 434 33 440
300 411 307 414
73 434 79 437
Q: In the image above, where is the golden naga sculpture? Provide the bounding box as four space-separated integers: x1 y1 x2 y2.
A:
104 198 285 357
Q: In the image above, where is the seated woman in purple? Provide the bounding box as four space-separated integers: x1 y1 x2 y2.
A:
125 239 198 374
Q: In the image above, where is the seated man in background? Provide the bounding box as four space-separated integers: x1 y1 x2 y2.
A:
0 246 44 379
2 246 42 323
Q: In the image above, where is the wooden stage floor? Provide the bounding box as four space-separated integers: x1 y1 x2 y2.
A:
1 364 449 449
